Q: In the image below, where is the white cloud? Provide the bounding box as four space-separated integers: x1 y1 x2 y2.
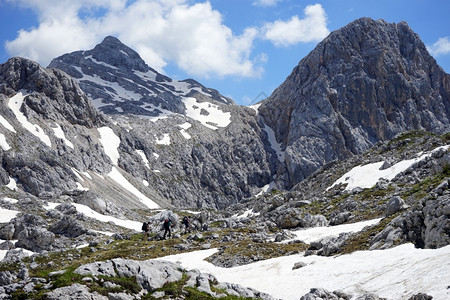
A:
252 0 283 7
5 1 328 78
427 36 450 56
5 0 262 78
262 4 329 46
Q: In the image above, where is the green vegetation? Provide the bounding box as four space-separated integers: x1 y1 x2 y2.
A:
340 213 398 254
402 165 450 200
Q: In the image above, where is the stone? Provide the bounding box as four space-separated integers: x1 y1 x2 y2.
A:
49 215 87 238
386 196 407 216
45 283 108 300
292 262 307 270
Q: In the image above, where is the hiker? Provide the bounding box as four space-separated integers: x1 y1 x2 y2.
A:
162 218 172 239
182 216 191 234
142 221 149 241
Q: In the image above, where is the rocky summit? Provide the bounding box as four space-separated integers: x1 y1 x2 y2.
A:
0 17 449 300
259 17 450 186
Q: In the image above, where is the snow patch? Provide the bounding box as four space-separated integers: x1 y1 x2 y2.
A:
107 167 159 209
232 209 260 220
136 150 150 169
6 177 17 191
255 181 275 197
2 198 18 204
0 115 16 132
52 124 74 149
85 55 119 70
156 133 171 145
329 145 450 191
9 91 52 147
179 122 192 139
183 97 231 130
262 122 284 162
0 208 19 223
284 218 382 244
44 202 141 231
0 133 10 150
98 127 121 165
156 242 450 300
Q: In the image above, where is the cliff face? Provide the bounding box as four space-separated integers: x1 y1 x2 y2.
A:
259 18 450 185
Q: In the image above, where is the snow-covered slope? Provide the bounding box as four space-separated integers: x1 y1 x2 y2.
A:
157 221 450 300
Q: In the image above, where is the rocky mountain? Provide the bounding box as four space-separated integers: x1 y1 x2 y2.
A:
259 17 450 186
0 16 449 299
46 36 282 209
48 36 233 117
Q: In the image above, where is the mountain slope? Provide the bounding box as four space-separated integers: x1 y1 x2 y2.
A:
259 18 450 186
48 36 233 117
0 57 170 210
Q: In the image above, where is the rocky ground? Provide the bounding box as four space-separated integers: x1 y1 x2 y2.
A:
0 131 448 299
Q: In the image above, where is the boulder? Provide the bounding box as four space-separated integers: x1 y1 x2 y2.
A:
75 259 183 292
386 196 408 216
45 283 108 300
300 288 351 300
49 215 87 238
15 227 55 252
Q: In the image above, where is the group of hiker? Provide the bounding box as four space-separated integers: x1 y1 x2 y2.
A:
141 215 195 241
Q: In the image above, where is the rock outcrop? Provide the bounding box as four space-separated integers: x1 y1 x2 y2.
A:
259 18 450 186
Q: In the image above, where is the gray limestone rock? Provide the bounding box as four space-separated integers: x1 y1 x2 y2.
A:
45 283 108 300
15 227 55 252
49 215 87 238
259 18 450 186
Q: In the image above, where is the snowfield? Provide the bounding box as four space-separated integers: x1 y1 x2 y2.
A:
329 145 450 191
156 220 450 300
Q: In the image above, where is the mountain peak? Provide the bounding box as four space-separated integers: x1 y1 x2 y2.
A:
259 18 450 185
90 36 148 72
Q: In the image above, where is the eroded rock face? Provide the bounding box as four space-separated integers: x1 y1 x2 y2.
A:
259 17 450 186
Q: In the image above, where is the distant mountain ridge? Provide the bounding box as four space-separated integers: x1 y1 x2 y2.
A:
259 17 450 186
48 36 233 118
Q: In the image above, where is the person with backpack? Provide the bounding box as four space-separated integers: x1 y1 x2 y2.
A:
162 218 172 239
182 216 191 234
142 221 150 241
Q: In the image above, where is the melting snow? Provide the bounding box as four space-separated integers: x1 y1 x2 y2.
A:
183 97 231 130
329 145 450 191
107 167 159 209
44 202 141 231
98 126 121 165
156 133 171 145
179 122 192 139
9 91 52 147
52 124 74 149
0 133 10 151
156 220 450 300
283 218 381 244
255 181 276 197
6 177 17 191
2 198 18 204
232 209 260 220
85 55 119 70
0 208 19 223
262 122 285 162
0 115 16 132
136 150 150 169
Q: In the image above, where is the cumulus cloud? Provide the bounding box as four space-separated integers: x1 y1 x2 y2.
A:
427 37 450 57
5 0 329 78
262 4 329 46
252 0 283 7
6 0 262 78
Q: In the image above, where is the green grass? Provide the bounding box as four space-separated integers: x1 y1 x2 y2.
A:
340 214 398 254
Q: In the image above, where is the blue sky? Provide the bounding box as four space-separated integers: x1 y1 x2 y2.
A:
0 0 449 105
